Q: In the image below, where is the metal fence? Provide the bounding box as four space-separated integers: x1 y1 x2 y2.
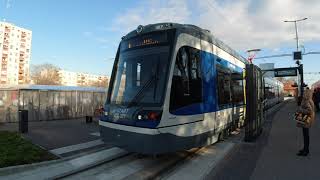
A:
0 85 106 123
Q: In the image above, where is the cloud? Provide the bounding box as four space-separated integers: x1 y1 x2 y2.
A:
100 45 109 49
196 0 320 50
109 0 191 34
95 37 108 44
83 31 93 37
83 31 109 44
108 0 320 51
272 48 280 52
6 0 12 9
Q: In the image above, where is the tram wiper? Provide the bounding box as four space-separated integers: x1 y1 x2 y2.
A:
127 75 155 108
127 61 160 108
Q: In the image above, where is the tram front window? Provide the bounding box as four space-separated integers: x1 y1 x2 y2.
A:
110 46 170 106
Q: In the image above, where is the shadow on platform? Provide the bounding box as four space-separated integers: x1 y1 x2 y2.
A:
207 99 320 180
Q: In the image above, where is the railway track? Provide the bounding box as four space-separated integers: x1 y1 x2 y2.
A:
54 136 237 180
1 131 239 180
57 147 203 180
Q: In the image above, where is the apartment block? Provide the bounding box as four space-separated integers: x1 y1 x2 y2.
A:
58 70 109 87
0 21 32 85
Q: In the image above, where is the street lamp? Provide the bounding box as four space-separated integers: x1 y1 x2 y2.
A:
284 17 308 99
247 48 261 64
284 17 308 51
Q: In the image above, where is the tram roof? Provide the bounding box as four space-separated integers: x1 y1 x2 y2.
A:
122 23 248 64
0 84 106 92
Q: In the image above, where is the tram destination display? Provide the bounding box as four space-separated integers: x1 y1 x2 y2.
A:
120 32 167 51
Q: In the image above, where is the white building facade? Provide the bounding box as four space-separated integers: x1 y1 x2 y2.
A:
58 70 109 87
0 22 32 85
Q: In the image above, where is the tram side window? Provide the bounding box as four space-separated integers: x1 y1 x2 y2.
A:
170 46 202 113
216 64 232 108
231 72 244 105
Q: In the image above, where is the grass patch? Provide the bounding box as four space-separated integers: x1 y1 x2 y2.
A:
0 131 58 168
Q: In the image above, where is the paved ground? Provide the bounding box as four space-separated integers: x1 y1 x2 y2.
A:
207 100 320 180
0 118 101 150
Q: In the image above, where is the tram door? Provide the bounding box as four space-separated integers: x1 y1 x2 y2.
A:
215 64 233 132
201 40 216 133
245 64 264 142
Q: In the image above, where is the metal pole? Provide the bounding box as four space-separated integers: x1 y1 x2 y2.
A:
294 21 299 51
300 64 304 96
284 18 307 99
284 18 307 51
38 90 40 121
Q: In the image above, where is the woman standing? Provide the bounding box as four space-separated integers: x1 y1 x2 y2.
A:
296 88 315 156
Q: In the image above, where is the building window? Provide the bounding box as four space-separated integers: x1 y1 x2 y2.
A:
169 46 202 113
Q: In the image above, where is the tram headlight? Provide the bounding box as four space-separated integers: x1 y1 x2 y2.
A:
136 110 162 121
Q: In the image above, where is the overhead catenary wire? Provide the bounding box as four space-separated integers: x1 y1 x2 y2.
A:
255 51 320 59
204 0 234 26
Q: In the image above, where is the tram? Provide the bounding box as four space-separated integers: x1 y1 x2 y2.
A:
99 23 282 154
264 77 284 108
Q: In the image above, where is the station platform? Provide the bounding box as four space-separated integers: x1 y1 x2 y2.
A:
208 99 320 180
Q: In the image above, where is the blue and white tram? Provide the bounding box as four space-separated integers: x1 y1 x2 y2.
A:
264 77 284 108
100 23 248 154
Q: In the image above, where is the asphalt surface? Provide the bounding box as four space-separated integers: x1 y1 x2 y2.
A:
27 118 101 150
206 100 320 180
205 101 284 180
0 118 101 150
251 100 320 180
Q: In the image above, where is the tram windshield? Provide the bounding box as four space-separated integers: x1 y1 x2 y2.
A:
110 45 170 106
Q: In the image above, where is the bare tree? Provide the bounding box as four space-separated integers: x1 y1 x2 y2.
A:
31 63 61 85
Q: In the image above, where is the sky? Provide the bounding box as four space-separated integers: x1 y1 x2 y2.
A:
1 0 319 80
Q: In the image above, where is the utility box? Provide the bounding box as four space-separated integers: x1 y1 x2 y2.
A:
19 110 28 133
